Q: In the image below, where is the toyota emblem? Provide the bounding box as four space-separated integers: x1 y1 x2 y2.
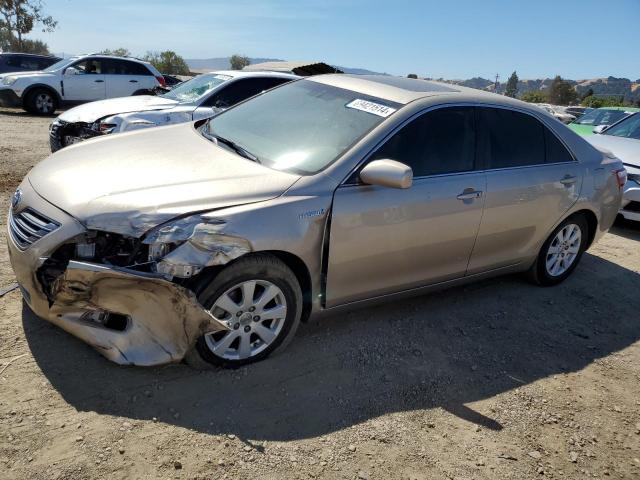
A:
11 188 22 210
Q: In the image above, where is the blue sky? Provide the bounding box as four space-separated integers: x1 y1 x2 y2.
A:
31 0 639 80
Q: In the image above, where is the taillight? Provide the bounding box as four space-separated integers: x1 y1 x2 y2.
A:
614 168 627 189
155 75 166 87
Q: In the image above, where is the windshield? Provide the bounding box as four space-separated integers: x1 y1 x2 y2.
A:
43 58 75 72
575 108 629 126
203 80 400 174
603 113 640 140
162 73 231 103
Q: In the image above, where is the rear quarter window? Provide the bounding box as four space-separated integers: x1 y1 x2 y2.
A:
545 129 574 163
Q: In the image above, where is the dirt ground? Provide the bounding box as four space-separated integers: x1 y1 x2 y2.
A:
1 107 639 480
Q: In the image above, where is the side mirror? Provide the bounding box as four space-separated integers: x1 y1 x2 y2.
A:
593 125 608 134
64 67 79 76
360 159 413 189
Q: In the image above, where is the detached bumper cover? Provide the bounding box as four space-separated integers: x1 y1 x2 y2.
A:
0 88 22 108
46 261 228 365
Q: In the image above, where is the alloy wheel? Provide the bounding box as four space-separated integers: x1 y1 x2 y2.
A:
35 93 54 114
204 280 287 360
545 223 581 277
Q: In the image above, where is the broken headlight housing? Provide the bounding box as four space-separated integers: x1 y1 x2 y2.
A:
142 215 251 279
92 121 118 134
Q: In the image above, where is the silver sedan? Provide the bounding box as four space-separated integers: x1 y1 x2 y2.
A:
7 74 625 368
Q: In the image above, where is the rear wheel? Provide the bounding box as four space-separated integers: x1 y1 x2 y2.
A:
185 254 302 369
528 215 589 286
25 88 58 115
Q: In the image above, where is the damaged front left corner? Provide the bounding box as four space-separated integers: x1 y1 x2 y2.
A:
143 216 252 279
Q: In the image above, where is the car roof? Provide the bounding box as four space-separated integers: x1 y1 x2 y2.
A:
72 53 153 65
0 52 59 57
201 70 299 80
307 73 531 108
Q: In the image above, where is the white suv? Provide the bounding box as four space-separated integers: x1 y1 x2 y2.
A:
0 54 165 115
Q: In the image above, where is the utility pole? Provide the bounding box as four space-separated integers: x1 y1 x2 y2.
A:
494 73 500 93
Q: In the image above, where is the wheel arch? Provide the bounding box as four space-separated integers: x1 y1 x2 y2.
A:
187 250 313 323
568 208 598 249
261 250 313 323
22 83 62 107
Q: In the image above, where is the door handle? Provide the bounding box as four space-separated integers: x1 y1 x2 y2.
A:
560 175 577 186
94 79 104 83
457 190 483 200
129 79 138 83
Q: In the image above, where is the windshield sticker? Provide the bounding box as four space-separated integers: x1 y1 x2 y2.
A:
346 99 396 118
214 74 233 81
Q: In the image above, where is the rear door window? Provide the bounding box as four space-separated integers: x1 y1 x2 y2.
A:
370 106 476 177
103 59 151 75
477 107 545 169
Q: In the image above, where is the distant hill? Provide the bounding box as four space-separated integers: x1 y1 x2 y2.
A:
185 57 385 76
446 75 640 103
184 57 637 103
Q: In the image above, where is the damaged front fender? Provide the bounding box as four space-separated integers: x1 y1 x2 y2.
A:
143 216 252 278
48 261 229 366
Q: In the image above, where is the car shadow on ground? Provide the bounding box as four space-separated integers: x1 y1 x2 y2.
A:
610 216 640 242
0 107 62 117
23 252 640 443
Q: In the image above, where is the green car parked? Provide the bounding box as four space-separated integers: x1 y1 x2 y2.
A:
568 106 640 136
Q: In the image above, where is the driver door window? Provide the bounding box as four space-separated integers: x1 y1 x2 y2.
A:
63 59 106 101
370 106 476 176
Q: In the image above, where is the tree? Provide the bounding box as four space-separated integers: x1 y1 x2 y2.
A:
407 73 418 79
100 47 131 57
229 54 250 70
580 87 594 101
582 95 624 108
143 50 190 75
547 75 577 105
0 0 57 51
521 90 548 103
505 71 519 98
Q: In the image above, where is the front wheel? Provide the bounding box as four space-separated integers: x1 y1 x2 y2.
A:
528 215 589 286
25 88 58 115
185 254 302 369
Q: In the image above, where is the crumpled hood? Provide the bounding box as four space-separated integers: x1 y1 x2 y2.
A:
58 95 181 123
28 122 300 236
587 134 640 168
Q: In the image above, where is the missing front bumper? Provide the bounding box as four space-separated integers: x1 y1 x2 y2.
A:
43 261 228 366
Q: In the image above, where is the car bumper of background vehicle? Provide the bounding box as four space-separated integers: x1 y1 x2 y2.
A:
7 182 229 366
0 88 22 108
620 180 640 221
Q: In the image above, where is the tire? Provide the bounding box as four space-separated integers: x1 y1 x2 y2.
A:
24 88 58 115
185 254 303 369
527 214 589 286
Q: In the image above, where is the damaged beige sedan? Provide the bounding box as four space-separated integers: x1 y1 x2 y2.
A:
7 75 625 367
